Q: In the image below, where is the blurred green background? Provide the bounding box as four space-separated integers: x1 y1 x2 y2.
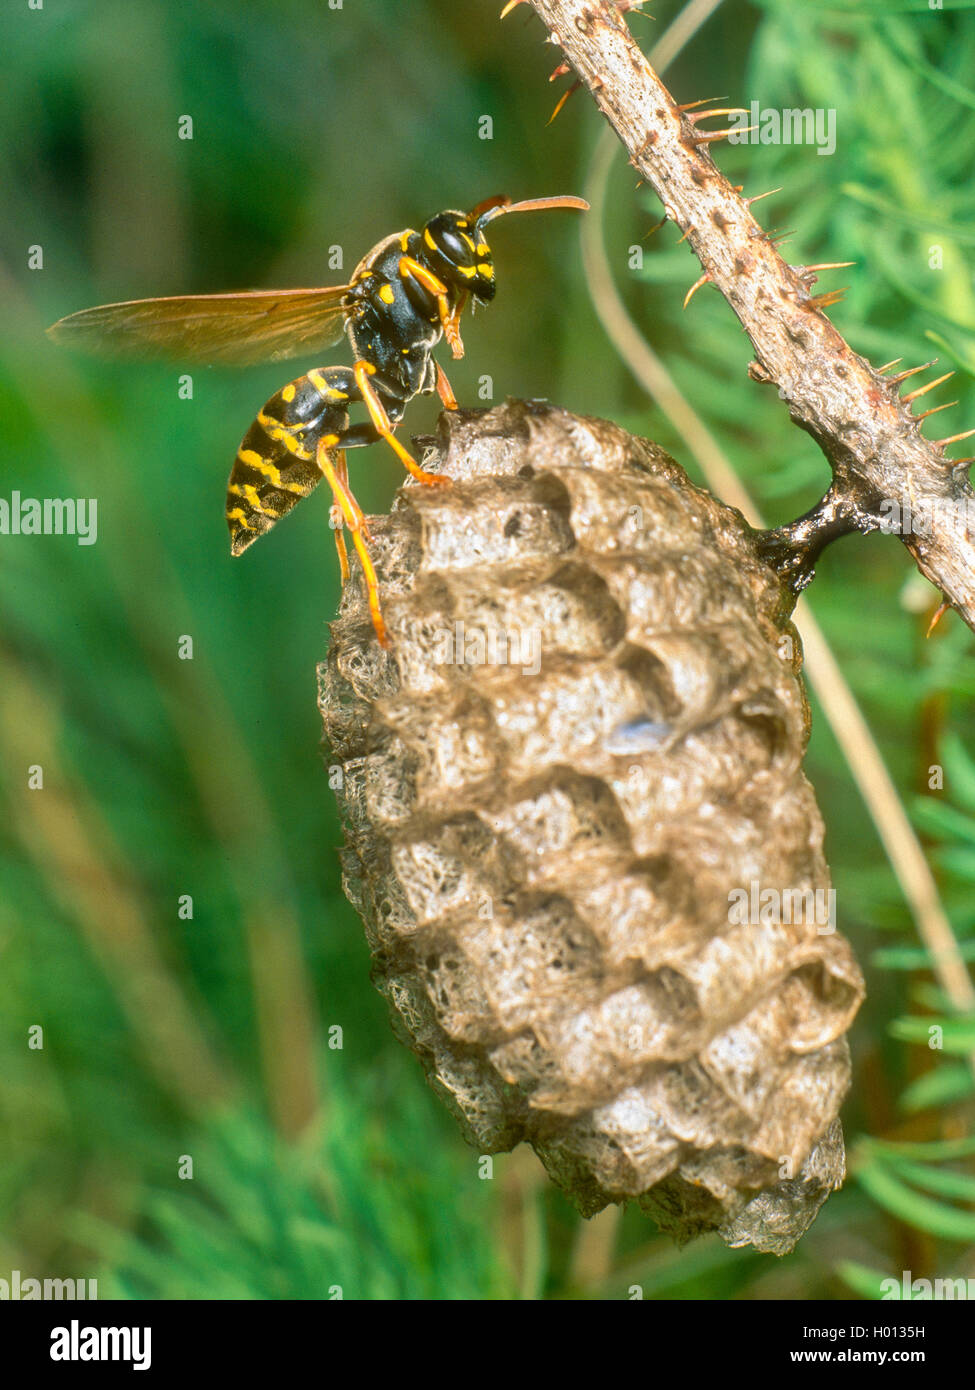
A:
2 0 974 1300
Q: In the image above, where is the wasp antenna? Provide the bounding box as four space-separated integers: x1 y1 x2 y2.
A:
683 272 712 310
889 359 938 385
478 194 589 226
915 401 959 421
933 429 975 450
902 371 955 404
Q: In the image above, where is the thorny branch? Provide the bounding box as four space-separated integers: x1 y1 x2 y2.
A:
516 0 975 633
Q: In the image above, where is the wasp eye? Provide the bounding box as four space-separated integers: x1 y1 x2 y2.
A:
436 227 470 264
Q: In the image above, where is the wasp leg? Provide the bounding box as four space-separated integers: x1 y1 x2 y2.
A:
435 362 459 411
353 361 449 487
330 449 351 584
398 255 465 359
316 437 390 649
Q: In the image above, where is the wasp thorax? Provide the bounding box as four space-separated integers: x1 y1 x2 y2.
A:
422 211 497 303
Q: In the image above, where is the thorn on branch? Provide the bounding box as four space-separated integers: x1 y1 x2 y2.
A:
686 107 748 125
901 371 955 404
934 429 975 450
643 211 670 239
803 288 847 312
548 80 582 124
742 187 782 208
683 272 712 309
794 261 856 286
676 96 728 113
888 359 937 385
927 601 950 637
692 125 754 145
915 401 959 422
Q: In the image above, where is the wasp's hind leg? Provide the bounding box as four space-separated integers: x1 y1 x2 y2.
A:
316 436 390 649
329 450 351 584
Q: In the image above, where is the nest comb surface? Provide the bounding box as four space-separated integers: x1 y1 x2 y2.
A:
318 400 864 1255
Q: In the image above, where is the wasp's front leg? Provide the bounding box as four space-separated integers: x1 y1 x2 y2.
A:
398 255 465 359
435 362 459 411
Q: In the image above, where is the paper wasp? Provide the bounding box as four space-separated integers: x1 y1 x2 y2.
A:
48 194 588 647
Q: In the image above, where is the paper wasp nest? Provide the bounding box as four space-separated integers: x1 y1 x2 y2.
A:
318 401 864 1255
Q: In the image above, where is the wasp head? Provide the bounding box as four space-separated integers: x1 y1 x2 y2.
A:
421 210 497 304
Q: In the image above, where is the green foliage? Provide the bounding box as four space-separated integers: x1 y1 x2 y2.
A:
1 0 973 1300
81 1067 516 1301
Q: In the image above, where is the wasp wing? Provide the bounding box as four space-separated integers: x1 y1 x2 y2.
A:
47 286 351 366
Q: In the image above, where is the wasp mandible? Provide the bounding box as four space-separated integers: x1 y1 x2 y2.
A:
48 194 589 647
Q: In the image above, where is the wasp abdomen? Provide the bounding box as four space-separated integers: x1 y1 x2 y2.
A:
226 366 355 555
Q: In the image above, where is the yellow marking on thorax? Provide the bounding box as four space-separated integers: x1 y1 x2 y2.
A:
423 227 438 252
455 263 477 279
379 283 395 305
479 262 494 278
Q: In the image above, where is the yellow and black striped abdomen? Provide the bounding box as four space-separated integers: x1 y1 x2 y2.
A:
226 367 353 555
